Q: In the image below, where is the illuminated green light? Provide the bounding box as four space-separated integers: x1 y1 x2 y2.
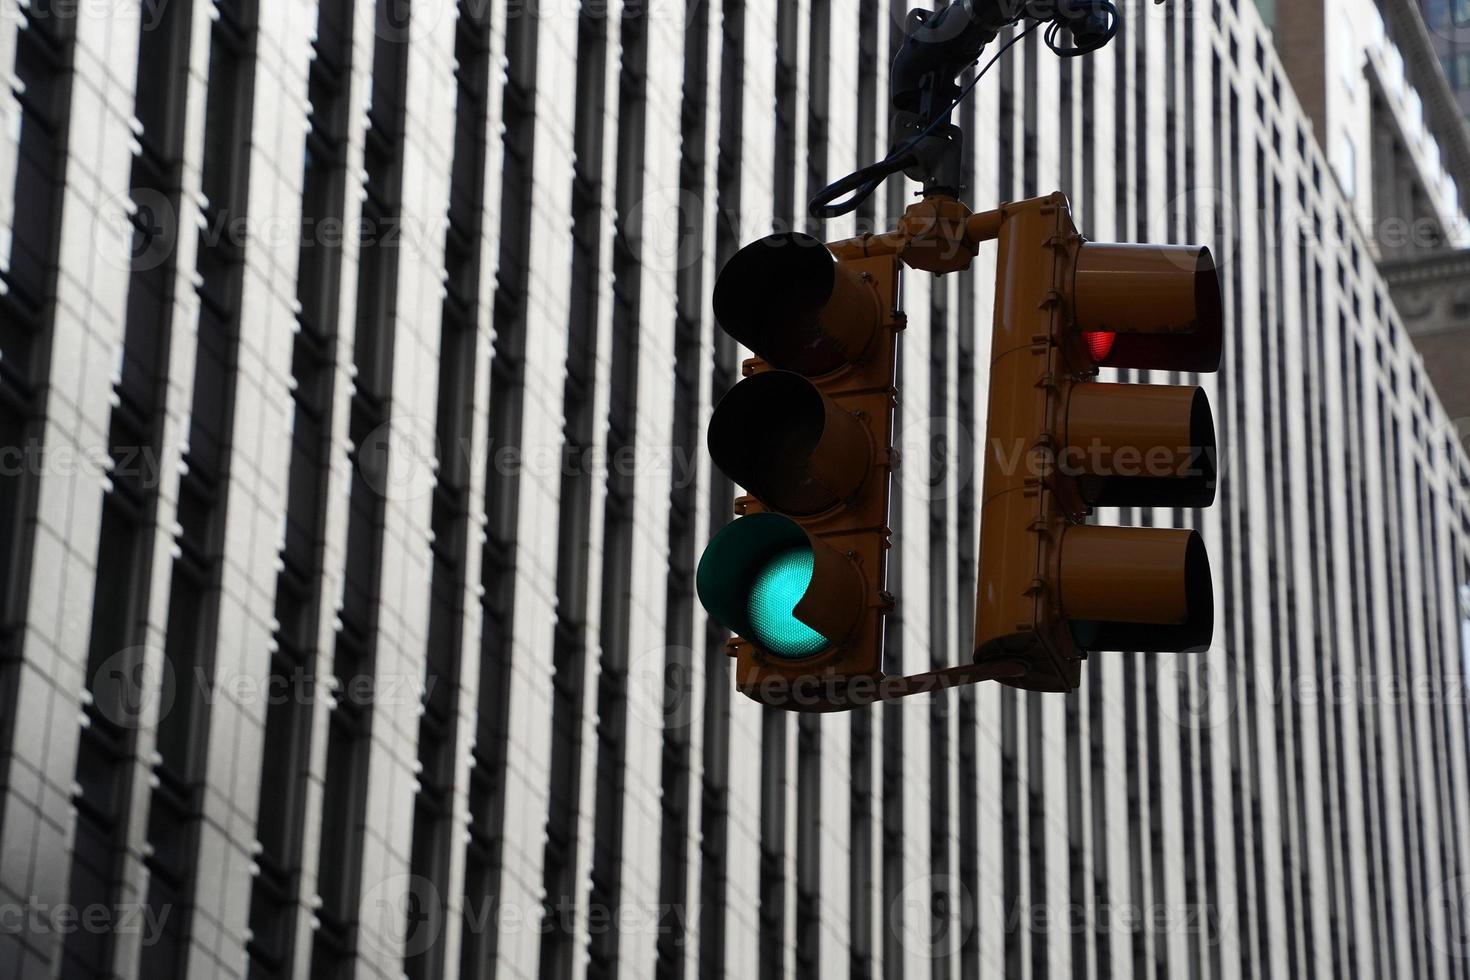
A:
746 546 828 658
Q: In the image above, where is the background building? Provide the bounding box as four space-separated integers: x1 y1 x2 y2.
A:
1 1 1469 980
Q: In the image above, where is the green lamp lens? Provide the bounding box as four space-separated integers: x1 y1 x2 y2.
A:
746 546 828 658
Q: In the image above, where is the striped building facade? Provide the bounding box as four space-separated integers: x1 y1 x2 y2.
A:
1 0 1469 978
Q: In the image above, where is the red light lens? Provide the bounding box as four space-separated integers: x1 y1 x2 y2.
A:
1083 331 1116 362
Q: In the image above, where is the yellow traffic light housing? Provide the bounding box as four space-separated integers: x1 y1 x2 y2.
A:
974 193 1221 692
697 234 903 710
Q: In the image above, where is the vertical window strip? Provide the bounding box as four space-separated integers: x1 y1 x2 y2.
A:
1244 144 1273 980
585 0 653 974
696 2 745 975
1112 15 1127 241
1200 51 1226 980
1384 407 1432 980
1022 30 1037 198
535 1 613 975
1272 170 1315 980
1167 13 1206 978
882 2 908 970
955 46 983 980
655 0 712 974
1082 44 1112 980
1223 78 1259 980
794 1 830 974
57 0 185 966
1417 469 1463 980
81 0 258 976
1122 635 1146 980
0 0 79 836
458 0 541 972
1025 688 1047 980
1141 22 1169 969
1426 494 1470 980
850 5 880 975
1307 256 1354 980
308 4 412 974
1345 327 1391 979
245 0 356 973
1323 311 1363 980
927 270 952 980
758 7 800 977
402 4 494 979
133 0 242 974
1000 687 1022 979
999 23 1015 203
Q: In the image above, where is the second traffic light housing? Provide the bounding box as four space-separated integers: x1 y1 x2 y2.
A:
974 194 1222 692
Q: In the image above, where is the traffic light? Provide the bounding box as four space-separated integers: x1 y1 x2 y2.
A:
974 193 1221 692
696 233 903 710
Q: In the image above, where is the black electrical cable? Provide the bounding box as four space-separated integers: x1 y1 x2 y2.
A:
1045 0 1118 57
808 20 1041 220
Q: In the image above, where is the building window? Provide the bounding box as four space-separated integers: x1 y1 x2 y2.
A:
1460 578 1470 673
1443 53 1470 90
1339 133 1357 198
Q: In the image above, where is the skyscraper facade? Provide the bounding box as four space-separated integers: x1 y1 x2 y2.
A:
1 1 1469 979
